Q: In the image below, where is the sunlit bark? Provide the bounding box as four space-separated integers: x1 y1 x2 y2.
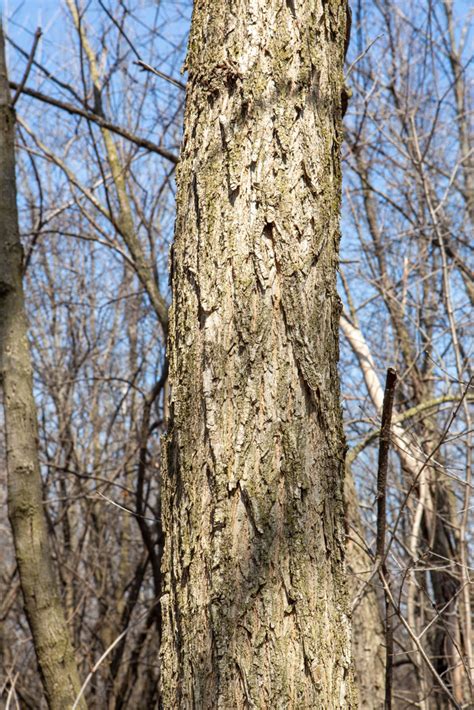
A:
160 1 354 707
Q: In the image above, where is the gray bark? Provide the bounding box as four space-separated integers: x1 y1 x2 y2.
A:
160 1 355 707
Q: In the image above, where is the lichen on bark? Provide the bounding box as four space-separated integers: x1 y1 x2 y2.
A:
161 1 355 707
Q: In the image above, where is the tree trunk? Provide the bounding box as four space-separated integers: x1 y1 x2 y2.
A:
0 27 85 710
160 1 354 707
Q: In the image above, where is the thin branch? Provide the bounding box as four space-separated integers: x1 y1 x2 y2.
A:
379 568 462 710
11 27 42 107
345 33 384 79
8 81 179 164
71 604 158 710
134 60 186 91
346 394 473 466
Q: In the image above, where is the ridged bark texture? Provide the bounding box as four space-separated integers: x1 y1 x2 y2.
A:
0 29 85 710
161 1 354 707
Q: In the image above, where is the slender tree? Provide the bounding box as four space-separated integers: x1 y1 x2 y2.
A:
161 1 354 706
0 24 85 710
0 3 182 702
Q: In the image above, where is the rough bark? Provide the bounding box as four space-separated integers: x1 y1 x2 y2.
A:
0 27 85 710
161 1 354 707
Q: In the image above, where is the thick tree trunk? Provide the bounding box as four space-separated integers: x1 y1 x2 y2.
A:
0 28 85 710
161 1 354 707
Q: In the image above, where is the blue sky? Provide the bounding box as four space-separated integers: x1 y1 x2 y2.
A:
2 1 191 82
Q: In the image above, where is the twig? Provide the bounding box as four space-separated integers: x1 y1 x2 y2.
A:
134 60 186 91
345 33 383 79
71 604 157 710
378 568 462 710
387 379 473 560
11 27 41 106
97 491 159 523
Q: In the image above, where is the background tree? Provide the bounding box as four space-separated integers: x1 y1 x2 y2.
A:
0 3 186 705
0 25 85 710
